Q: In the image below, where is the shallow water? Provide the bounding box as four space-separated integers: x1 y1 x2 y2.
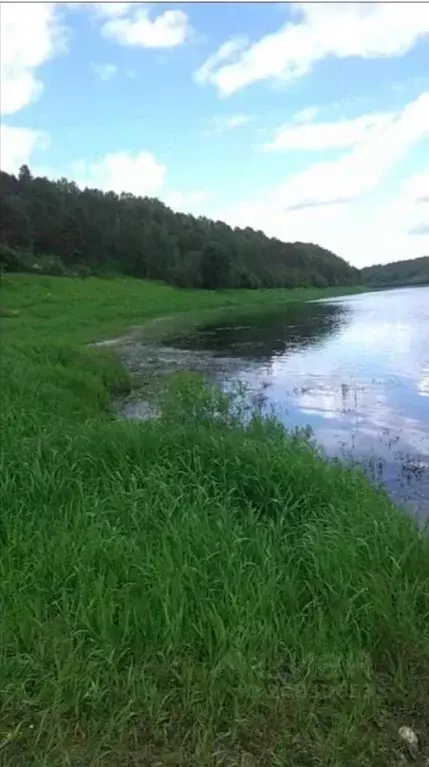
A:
160 286 429 518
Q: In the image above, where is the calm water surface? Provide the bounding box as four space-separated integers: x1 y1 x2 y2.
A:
166 287 429 516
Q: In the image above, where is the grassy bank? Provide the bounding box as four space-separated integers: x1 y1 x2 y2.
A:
0 273 368 344
1 274 429 766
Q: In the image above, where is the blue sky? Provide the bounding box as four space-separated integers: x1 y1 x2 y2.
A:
1 1 428 267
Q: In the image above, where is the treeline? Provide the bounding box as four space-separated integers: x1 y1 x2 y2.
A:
0 165 359 289
361 257 429 288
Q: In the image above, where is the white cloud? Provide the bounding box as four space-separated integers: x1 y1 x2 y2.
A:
194 37 248 87
64 2 138 17
215 92 429 268
0 2 66 115
72 151 167 196
0 124 50 174
293 106 319 124
382 166 429 238
70 150 210 216
196 3 429 96
219 193 428 270
90 3 137 18
205 114 253 135
101 7 192 48
91 62 118 81
262 111 394 152
163 189 211 214
70 3 191 49
275 92 429 208
401 167 429 204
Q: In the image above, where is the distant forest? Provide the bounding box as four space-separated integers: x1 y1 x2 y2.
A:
361 257 429 288
0 165 359 290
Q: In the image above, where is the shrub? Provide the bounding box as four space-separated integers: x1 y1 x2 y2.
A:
73 263 92 278
36 253 66 276
0 245 67 276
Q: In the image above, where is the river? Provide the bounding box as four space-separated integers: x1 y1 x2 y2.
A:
121 286 429 519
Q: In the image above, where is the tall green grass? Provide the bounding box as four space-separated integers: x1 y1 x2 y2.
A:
1 275 428 766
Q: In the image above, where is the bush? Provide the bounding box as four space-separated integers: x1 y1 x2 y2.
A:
94 260 122 279
0 243 26 271
0 245 67 276
73 263 92 278
36 253 66 276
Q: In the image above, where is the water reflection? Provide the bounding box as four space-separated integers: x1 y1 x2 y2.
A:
165 301 350 360
166 287 429 517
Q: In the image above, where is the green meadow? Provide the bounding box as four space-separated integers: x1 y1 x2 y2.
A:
1 274 428 766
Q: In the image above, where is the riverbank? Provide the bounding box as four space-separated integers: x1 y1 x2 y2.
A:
1 274 429 766
0 273 369 344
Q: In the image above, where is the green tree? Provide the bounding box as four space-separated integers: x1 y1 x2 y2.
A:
201 241 231 289
0 167 360 289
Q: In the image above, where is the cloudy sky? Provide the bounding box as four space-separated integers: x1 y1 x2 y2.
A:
1 1 428 267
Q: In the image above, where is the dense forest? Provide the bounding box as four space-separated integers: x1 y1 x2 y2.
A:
361 257 429 288
0 165 359 290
